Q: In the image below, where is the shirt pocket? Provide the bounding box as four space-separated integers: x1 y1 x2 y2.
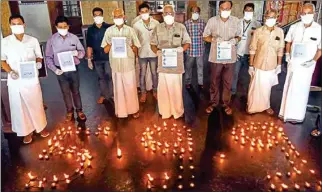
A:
172 35 182 46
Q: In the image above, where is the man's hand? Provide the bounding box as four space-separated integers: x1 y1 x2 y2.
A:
213 36 223 43
36 62 42 69
72 50 78 57
301 60 316 68
248 66 255 76
275 65 282 74
88 59 94 70
55 69 64 76
104 44 111 54
203 36 213 43
9 70 19 80
131 45 138 55
176 47 184 53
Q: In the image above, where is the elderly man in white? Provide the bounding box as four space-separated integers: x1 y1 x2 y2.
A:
101 8 141 119
279 3 321 124
1 14 49 144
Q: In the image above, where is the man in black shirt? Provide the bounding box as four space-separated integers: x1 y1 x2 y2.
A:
86 7 113 104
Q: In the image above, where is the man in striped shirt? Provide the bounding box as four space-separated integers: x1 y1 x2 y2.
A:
184 6 206 89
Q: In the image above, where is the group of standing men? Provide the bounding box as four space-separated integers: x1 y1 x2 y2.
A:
1 1 321 144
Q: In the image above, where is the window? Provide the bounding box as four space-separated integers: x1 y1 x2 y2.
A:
62 1 81 17
147 1 186 12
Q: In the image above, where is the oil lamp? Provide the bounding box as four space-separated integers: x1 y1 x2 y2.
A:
51 183 56 189
48 139 52 147
276 172 282 178
178 184 183 190
66 179 71 184
53 175 58 182
38 154 43 160
25 184 29 189
309 169 315 174
270 184 276 190
147 174 154 182
28 172 36 181
64 174 69 179
220 154 225 159
190 182 195 188
266 175 271 180
294 183 300 190
305 182 310 188
286 172 291 177
45 155 49 160
301 159 307 164
189 165 194 170
80 170 84 176
179 165 184 170
189 156 193 162
162 185 167 189
117 148 122 158
164 173 170 180
281 183 288 190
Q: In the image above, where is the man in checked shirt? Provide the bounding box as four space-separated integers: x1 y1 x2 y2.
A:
184 6 206 90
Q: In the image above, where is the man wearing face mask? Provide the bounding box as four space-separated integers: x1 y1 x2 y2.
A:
279 3 321 124
45 16 86 122
247 9 284 115
184 6 206 90
232 3 261 98
133 3 160 103
86 7 113 104
203 1 241 115
1 14 49 144
151 4 191 119
101 8 141 119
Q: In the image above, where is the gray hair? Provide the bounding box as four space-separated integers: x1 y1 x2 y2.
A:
303 3 316 12
265 9 278 17
163 4 175 14
111 8 124 17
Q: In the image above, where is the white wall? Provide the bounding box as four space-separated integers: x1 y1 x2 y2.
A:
19 2 52 42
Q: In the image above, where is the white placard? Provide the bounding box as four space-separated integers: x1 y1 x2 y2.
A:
217 41 232 61
291 43 309 62
112 37 127 58
162 48 177 68
19 61 38 84
57 51 76 72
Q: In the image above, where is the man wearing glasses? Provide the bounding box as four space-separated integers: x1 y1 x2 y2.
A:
247 9 284 115
184 6 206 91
279 3 321 123
151 4 191 119
203 1 241 115
133 3 160 103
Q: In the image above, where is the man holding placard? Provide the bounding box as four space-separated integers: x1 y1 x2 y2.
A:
247 9 284 115
101 8 141 119
1 14 49 144
279 3 321 123
203 1 241 115
45 16 86 122
151 4 191 119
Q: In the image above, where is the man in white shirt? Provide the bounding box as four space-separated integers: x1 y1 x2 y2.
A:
133 3 159 102
232 3 261 97
279 3 321 123
1 14 49 144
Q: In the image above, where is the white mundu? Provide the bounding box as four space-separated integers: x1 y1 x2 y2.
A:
279 21 321 122
1 34 47 136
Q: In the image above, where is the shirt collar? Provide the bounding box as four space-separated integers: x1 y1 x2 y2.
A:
10 34 26 42
189 19 201 23
263 25 276 32
93 22 108 29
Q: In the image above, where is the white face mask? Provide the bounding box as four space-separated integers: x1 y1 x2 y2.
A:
114 18 124 26
141 13 150 21
301 14 314 24
57 28 68 36
94 16 104 25
265 18 276 27
244 12 254 21
221 10 231 19
164 15 174 25
192 13 199 20
10 25 24 35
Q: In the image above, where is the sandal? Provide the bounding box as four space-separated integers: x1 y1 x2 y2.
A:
40 130 50 138
23 134 33 144
224 106 233 115
133 112 140 119
206 105 215 114
266 108 274 115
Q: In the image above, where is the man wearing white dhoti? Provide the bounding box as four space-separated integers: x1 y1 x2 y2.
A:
151 5 191 119
247 9 284 115
279 3 322 123
1 14 49 144
101 8 141 118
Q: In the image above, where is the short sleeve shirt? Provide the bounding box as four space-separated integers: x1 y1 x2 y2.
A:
151 22 191 74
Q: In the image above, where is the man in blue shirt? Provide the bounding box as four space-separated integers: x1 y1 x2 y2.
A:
86 7 113 104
